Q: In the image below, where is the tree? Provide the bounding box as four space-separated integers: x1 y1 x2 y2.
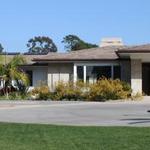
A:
0 55 29 96
62 35 98 51
27 36 57 54
0 43 4 53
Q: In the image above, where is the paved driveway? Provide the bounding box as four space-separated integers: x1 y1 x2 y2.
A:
0 100 150 126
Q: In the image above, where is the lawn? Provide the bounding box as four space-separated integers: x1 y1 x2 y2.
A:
0 123 149 150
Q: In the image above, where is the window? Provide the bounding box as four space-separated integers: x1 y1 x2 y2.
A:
86 66 111 83
26 70 33 86
77 66 84 81
75 65 121 83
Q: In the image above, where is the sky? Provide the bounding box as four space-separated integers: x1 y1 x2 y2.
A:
0 0 150 52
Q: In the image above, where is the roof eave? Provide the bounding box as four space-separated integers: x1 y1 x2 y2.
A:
32 58 119 62
118 50 150 53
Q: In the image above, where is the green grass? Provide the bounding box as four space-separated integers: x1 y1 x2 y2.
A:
0 123 149 150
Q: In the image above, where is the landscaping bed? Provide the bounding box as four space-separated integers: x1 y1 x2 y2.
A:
0 78 142 101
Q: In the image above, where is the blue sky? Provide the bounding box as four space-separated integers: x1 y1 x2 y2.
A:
0 0 150 52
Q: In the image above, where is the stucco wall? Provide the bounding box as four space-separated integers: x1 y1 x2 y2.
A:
131 59 142 94
47 63 73 90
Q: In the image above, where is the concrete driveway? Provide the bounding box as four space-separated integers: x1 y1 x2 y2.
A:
0 99 150 126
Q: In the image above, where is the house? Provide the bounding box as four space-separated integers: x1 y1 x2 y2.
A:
3 38 150 95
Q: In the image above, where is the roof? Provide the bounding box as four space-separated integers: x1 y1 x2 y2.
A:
0 54 45 65
33 46 125 62
2 44 150 64
118 44 150 53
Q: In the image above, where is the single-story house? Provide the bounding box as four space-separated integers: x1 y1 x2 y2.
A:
2 38 150 95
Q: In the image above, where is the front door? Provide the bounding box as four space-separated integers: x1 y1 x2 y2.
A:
142 63 150 95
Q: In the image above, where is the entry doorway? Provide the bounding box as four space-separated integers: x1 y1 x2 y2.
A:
142 63 150 95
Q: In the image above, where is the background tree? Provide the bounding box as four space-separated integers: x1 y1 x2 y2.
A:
27 36 57 54
0 43 4 53
62 35 98 51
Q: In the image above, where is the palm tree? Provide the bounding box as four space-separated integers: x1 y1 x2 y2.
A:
0 55 29 96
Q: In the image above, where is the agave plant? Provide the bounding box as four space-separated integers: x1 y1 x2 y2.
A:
0 55 29 96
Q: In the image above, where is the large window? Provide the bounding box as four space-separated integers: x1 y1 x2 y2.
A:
86 66 111 83
75 65 121 83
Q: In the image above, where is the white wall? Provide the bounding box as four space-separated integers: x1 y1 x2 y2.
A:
47 63 73 90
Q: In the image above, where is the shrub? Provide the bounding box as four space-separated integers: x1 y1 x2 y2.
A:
121 81 132 96
52 79 131 101
87 78 131 101
30 79 132 101
6 92 28 100
52 81 87 101
131 92 143 101
30 85 50 100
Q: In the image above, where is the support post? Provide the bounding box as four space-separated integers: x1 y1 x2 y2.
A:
83 65 86 83
73 65 77 83
131 59 142 95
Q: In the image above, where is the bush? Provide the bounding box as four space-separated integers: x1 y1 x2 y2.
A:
131 92 143 101
4 92 29 100
52 78 132 101
87 78 131 101
52 81 88 101
29 79 132 101
121 81 132 95
30 85 50 100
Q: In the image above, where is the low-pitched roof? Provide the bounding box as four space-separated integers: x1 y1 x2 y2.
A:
33 46 125 62
118 44 150 53
2 44 150 64
0 54 45 65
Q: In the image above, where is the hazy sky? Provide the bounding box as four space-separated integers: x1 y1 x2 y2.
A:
0 0 150 52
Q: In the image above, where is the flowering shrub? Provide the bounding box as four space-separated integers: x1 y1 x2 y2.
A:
51 81 88 100
52 79 131 101
87 78 131 101
30 85 50 100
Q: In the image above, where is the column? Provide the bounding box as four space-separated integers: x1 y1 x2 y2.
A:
131 59 142 95
73 64 77 83
83 65 86 83
47 64 52 90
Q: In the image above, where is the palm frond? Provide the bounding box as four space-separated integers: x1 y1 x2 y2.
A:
0 55 5 64
19 72 30 86
8 55 26 68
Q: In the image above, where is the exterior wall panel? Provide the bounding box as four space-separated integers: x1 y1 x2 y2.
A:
48 63 73 90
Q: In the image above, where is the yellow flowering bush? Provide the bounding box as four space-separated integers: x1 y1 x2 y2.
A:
31 85 50 100
53 78 131 101
53 81 88 100
87 78 131 101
